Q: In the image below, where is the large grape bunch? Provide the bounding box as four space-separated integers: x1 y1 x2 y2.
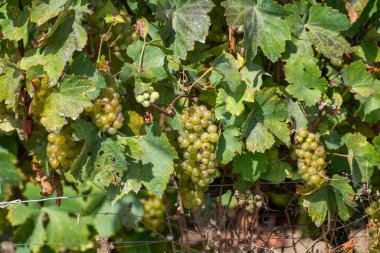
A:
294 128 328 186
176 105 219 208
87 86 123 135
141 193 165 232
46 128 83 170
365 200 380 252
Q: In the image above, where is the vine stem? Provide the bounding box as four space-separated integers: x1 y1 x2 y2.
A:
228 27 237 57
97 24 114 62
138 39 147 72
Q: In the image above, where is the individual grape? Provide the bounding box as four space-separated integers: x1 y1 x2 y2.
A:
142 100 150 108
46 128 83 170
293 128 328 186
89 86 123 134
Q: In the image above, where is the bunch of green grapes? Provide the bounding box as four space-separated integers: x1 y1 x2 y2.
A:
365 200 380 252
46 129 83 170
294 128 328 186
141 193 165 231
176 105 219 208
110 10 140 56
175 167 206 209
135 87 160 108
87 86 123 135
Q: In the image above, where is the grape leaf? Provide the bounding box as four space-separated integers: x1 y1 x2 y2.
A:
40 76 96 132
287 99 308 130
217 126 243 164
216 83 254 116
245 88 290 153
342 61 374 97
124 40 167 82
285 53 329 107
140 124 177 196
0 107 19 133
0 4 29 41
232 152 268 182
94 137 128 187
213 53 242 92
285 2 351 61
29 0 66 26
45 208 90 251
157 0 214 60
261 150 291 184
0 146 20 185
223 0 291 62
246 123 275 154
70 120 102 180
330 175 356 221
342 132 379 184
94 195 144 236
301 186 331 227
0 61 23 110
342 61 380 123
7 183 90 253
20 1 88 83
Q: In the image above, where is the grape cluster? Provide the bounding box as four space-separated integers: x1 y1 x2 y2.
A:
135 87 159 108
294 128 328 186
111 10 139 56
141 193 165 231
46 129 83 170
176 105 219 208
366 200 380 252
87 86 123 135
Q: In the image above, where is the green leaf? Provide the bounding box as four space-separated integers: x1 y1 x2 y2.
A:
157 0 214 60
342 61 380 123
223 0 291 62
0 146 20 185
0 61 23 110
20 2 88 83
342 61 374 97
342 132 379 184
216 83 254 116
245 88 290 152
285 2 351 61
217 126 243 164
213 53 242 92
330 175 356 221
94 137 128 187
40 76 96 132
0 107 19 133
0 6 29 41
287 99 308 130
285 55 329 107
94 195 144 236
70 120 101 180
125 40 167 81
261 150 291 184
45 207 90 251
246 123 275 153
232 152 268 182
301 186 330 227
140 124 178 195
29 0 67 26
